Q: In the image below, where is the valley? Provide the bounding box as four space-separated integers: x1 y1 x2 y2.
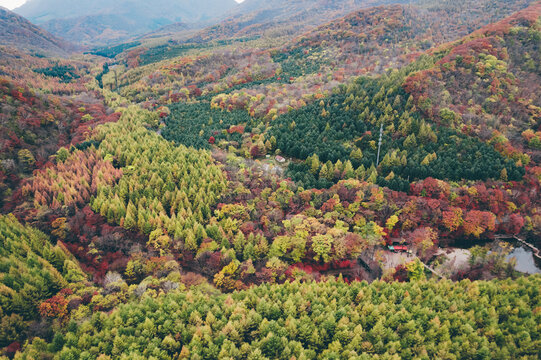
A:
0 0 540 358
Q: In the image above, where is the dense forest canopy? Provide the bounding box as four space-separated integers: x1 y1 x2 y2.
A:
18 277 541 359
0 0 540 358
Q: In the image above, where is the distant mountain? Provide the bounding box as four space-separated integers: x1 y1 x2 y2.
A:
186 0 416 42
0 6 74 56
139 22 195 42
184 0 537 44
14 0 238 45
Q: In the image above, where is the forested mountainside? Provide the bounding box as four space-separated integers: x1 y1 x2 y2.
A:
0 7 74 56
186 0 414 43
0 48 120 208
404 2 541 164
14 0 238 45
186 0 533 43
0 0 540 358
19 277 541 359
105 0 534 112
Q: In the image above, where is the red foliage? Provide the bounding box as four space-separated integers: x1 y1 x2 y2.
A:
442 207 463 233
504 214 525 235
250 145 262 158
410 177 450 199
0 76 120 209
463 210 496 238
59 288 73 296
320 197 339 212
227 125 245 134
39 295 68 319
22 149 122 211
470 2 541 37
239 221 257 235
187 85 202 97
6 342 21 355
288 260 352 274
54 206 148 281
126 48 144 69
393 264 409 282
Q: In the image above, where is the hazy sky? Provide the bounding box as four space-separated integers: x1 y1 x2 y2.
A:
1 0 245 10
0 0 26 9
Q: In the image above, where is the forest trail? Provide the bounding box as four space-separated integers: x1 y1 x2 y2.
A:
417 257 444 279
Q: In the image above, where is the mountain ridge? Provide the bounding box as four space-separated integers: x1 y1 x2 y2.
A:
14 0 239 45
184 0 417 42
0 6 75 56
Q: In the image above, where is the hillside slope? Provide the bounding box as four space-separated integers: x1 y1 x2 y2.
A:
186 0 534 42
187 0 408 42
0 7 73 56
15 0 238 45
0 214 86 348
404 1 541 163
19 277 541 359
1 1 541 358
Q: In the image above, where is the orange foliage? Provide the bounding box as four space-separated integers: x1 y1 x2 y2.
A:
463 210 496 238
22 149 122 211
442 207 464 232
39 295 68 319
